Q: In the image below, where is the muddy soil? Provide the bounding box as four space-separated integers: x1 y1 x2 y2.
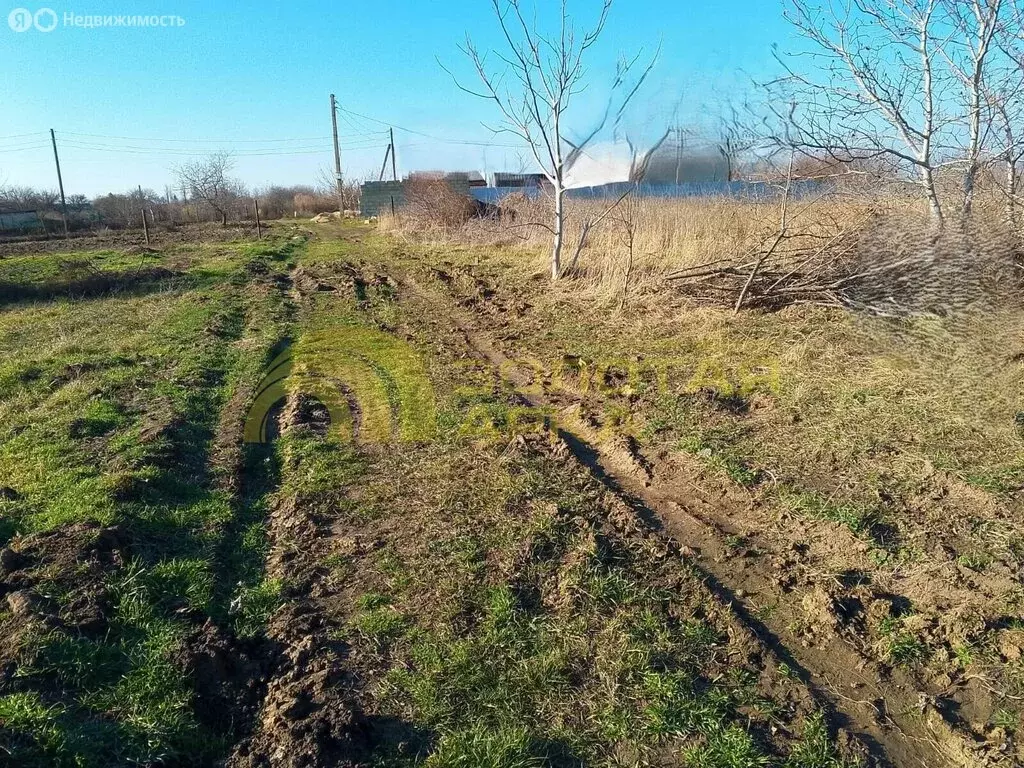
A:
224 254 854 766
7 229 1016 766
392 264 1022 768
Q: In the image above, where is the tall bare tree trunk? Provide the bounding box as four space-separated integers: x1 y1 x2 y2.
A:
922 165 944 227
963 160 979 218
551 183 564 280
919 6 944 230
1008 159 1019 228
550 104 566 281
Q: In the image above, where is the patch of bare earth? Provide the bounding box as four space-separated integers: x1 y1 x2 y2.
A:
396 264 1020 768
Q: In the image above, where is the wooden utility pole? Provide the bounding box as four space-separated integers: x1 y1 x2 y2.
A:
50 129 69 237
254 198 262 239
141 207 151 246
389 127 397 181
378 144 392 182
330 94 343 205
674 125 683 186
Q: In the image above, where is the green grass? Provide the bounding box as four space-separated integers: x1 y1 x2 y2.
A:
0 225 868 766
232 577 284 638
878 616 930 668
784 711 861 768
0 236 299 765
778 489 885 542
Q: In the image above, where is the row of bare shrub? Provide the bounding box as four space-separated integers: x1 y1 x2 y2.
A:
382 178 1024 315
393 177 480 231
1 182 360 236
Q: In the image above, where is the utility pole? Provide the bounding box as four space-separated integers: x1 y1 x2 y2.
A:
50 129 69 237
390 127 397 182
330 94 343 206
674 125 683 186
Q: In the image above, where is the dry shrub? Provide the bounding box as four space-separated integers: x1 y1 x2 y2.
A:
293 193 338 216
383 183 1024 314
833 213 1022 316
399 177 478 232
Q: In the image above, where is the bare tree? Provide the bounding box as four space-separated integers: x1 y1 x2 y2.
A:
449 0 656 279
987 0 1024 226
717 103 759 182
773 0 953 226
941 0 1005 218
315 165 361 212
613 183 642 310
174 152 237 226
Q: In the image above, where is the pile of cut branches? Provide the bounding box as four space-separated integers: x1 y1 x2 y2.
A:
666 195 1022 317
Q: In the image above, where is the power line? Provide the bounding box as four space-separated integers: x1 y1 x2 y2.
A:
61 130 387 144
338 107 524 148
59 141 347 158
0 132 47 141
57 136 389 155
0 142 51 153
63 138 334 152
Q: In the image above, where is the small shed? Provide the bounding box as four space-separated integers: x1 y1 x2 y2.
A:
0 210 43 232
490 172 548 188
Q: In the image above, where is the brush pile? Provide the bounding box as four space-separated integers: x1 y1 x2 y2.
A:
667 211 1023 317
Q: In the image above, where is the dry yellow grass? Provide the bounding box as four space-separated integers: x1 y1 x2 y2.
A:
382 185 1021 312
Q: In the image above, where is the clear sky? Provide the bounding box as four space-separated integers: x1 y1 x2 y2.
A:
0 1 794 196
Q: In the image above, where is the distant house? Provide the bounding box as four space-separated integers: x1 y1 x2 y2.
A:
641 141 731 184
490 172 548 189
407 170 485 187
360 181 406 218
0 210 43 233
361 171 488 217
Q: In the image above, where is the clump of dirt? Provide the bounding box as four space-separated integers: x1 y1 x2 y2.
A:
0 523 126 685
174 620 269 741
228 603 369 768
426 263 532 318
293 263 360 298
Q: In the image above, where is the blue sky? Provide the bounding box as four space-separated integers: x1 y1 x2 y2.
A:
0 1 794 196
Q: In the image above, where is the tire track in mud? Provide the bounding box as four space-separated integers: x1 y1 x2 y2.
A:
400 275 990 768
226 395 370 768
225 264 373 768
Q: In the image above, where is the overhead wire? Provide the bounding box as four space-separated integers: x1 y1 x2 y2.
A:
338 106 524 149
0 113 522 174
59 142 342 158
60 130 387 144
0 141 51 153
0 132 47 141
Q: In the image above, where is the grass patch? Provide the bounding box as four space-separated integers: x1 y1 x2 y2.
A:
778 489 886 543
0 235 299 766
878 616 930 668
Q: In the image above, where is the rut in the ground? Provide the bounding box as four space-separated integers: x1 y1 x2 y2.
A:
400 274 995 768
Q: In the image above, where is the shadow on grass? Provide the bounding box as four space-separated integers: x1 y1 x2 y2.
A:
0 267 189 306
556 427 897 768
